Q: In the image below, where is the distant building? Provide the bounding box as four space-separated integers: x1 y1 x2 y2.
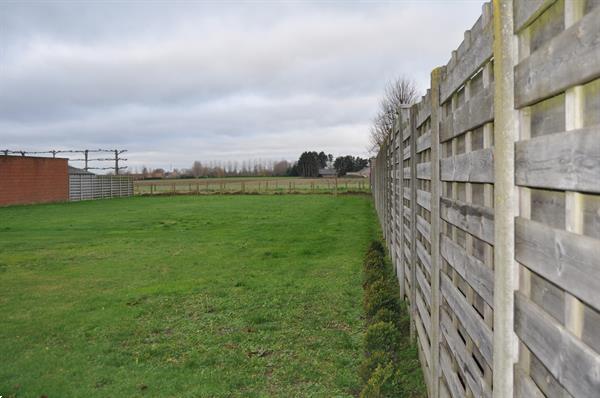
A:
318 168 337 178
346 167 370 178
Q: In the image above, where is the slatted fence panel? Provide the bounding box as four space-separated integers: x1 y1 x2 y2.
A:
513 1 600 397
370 1 600 397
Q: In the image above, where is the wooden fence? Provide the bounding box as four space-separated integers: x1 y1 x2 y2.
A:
371 1 600 397
134 177 369 195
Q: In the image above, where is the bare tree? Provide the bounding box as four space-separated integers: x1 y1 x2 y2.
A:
369 76 419 153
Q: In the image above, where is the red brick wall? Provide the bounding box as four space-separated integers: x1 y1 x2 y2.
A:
0 156 69 206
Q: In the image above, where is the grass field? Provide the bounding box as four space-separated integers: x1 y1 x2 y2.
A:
0 195 378 397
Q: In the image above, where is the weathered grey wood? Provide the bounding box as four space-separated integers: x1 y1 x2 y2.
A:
416 214 431 243
404 145 411 160
440 344 465 398
440 196 494 244
416 239 432 274
441 235 494 307
441 311 492 398
440 11 493 103
514 366 545 398
404 223 411 244
440 147 494 183
403 166 411 179
441 271 493 366
417 131 432 153
417 189 432 211
416 290 432 339
403 187 411 201
415 313 431 368
515 127 600 194
515 292 600 397
441 84 494 142
515 7 600 107
416 264 431 308
403 205 411 221
515 217 600 311
417 162 432 180
514 0 556 33
416 91 432 127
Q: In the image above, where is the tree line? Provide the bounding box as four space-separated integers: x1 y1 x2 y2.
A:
133 152 369 179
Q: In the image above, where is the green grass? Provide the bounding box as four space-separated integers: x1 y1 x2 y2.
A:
0 195 378 397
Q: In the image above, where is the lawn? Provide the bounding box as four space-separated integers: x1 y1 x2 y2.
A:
0 195 378 397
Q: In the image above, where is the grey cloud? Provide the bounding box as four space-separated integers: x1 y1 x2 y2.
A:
0 0 484 170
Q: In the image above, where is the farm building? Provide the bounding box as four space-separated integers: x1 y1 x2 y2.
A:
318 168 336 178
0 155 134 206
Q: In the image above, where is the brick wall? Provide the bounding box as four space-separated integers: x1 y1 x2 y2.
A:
0 156 69 206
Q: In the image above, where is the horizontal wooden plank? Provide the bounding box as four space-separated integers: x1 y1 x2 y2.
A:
441 235 494 307
440 10 493 103
441 311 492 398
416 92 432 127
515 7 600 107
441 83 494 142
403 145 411 160
441 147 494 183
515 217 600 311
440 197 495 244
416 239 432 274
441 272 493 366
414 313 431 369
515 127 600 193
416 214 431 243
416 264 431 308
515 292 600 397
515 366 545 398
440 344 465 398
404 187 411 201
514 0 556 33
416 289 431 339
417 189 431 211
416 131 432 153
403 167 411 178
416 162 432 180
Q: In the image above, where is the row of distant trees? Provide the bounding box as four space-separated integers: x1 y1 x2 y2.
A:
131 152 368 179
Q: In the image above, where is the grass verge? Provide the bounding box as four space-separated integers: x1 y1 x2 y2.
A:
359 241 427 397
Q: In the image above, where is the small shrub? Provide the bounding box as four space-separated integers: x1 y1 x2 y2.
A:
364 279 401 319
363 250 385 270
367 240 385 256
359 350 392 383
359 362 398 398
364 321 400 355
369 308 399 327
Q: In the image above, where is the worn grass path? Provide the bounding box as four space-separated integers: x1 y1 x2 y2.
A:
0 195 377 397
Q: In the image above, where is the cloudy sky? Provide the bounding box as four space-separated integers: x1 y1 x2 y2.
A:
1 0 484 171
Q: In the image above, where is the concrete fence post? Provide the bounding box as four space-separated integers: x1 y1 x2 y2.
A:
492 1 518 397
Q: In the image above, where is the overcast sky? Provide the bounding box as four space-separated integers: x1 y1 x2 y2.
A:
1 0 484 171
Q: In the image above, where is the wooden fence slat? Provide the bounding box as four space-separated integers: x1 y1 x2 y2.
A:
513 0 556 33
417 189 431 211
440 83 494 142
515 367 545 398
515 7 600 107
515 217 600 311
416 162 432 180
440 196 494 244
441 147 494 183
440 6 493 103
515 292 600 397
440 235 494 307
416 239 432 274
440 345 465 398
416 214 431 243
441 271 493 366
416 265 432 308
515 127 600 193
416 131 432 153
441 311 492 398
